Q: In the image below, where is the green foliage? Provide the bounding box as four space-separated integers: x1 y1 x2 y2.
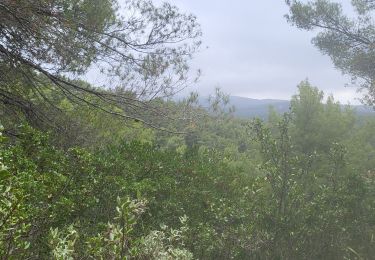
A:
286 0 375 105
48 198 193 259
1 82 375 259
291 80 355 154
49 226 78 260
250 110 375 259
2 0 375 258
0 0 202 128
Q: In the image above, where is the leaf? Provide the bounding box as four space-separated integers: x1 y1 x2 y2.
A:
0 167 11 180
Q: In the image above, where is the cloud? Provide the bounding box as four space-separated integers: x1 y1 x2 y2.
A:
171 0 360 103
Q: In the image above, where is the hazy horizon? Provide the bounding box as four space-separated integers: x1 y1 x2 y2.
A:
85 0 364 105
168 0 363 105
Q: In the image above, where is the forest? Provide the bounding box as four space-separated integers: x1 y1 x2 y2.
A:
0 0 375 259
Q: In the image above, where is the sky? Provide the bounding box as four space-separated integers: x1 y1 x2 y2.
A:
168 0 362 104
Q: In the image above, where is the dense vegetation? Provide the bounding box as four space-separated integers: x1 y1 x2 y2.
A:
1 0 375 259
2 79 375 259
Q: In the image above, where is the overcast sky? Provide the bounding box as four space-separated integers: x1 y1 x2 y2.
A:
169 0 362 104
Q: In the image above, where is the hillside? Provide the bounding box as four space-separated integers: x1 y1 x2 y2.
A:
199 96 374 119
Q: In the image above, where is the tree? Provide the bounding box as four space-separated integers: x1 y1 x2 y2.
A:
290 80 355 154
285 0 375 105
251 109 375 259
0 0 201 125
290 80 324 154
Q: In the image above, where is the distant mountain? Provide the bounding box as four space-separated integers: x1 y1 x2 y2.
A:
228 96 290 119
198 96 374 119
